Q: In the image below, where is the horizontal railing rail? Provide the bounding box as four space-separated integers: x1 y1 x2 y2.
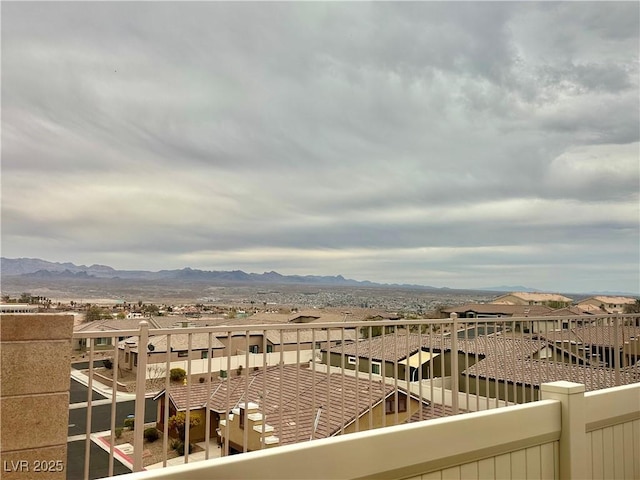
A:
71 313 639 478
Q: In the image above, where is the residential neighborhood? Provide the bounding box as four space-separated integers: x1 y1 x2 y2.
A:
1 290 639 479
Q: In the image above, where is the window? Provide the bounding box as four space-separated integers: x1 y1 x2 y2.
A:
249 345 259 354
347 356 357 365
96 337 110 346
133 353 137 367
177 351 189 358
125 352 130 363
266 345 273 353
385 395 407 414
371 361 382 375
239 406 245 430
201 350 208 359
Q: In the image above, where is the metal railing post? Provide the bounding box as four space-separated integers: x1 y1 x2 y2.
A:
450 313 459 414
83 339 95 480
133 320 149 472
613 316 621 386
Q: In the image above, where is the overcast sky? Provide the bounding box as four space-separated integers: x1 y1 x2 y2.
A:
2 2 639 294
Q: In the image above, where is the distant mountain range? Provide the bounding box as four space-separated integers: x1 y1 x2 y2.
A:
3 258 634 296
479 285 542 293
1 257 446 290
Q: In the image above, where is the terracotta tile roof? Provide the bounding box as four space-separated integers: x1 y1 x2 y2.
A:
492 292 573 303
325 333 557 363
407 402 456 423
441 304 554 316
544 307 593 316
242 313 294 324
161 365 449 445
580 296 637 305
211 366 395 444
325 334 445 362
162 382 212 410
462 358 640 391
164 366 391 442
575 303 607 314
622 362 640 374
121 332 225 353
75 315 251 332
264 329 356 345
455 335 554 358
73 318 147 332
572 326 640 348
248 308 390 325
531 330 583 345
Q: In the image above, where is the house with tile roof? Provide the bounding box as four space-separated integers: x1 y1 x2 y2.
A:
322 334 445 382
117 326 356 371
323 332 584 403
440 304 554 319
462 358 640 402
248 308 391 325
572 325 640 368
490 292 573 308
264 329 356 353
537 325 640 369
455 325 640 402
74 316 232 352
441 303 597 333
576 295 638 314
323 332 580 383
73 318 157 352
118 332 227 370
153 365 449 450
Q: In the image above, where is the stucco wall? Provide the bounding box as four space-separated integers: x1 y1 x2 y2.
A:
0 314 73 480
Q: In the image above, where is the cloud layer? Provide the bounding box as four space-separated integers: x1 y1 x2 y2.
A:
2 2 638 293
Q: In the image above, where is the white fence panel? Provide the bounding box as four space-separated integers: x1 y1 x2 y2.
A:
585 382 640 480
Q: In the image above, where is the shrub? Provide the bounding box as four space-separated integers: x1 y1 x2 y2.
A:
123 418 134 430
175 441 185 455
115 427 123 439
174 441 195 456
167 412 201 442
170 368 186 382
199 377 205 383
170 439 182 450
144 427 159 443
103 358 113 369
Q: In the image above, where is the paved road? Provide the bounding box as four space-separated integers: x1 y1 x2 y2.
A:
69 398 157 437
67 377 157 479
70 378 106 404
66 440 130 480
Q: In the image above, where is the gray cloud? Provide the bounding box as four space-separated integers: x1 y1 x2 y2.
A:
2 2 638 293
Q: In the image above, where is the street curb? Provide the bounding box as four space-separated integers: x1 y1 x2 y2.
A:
93 433 140 471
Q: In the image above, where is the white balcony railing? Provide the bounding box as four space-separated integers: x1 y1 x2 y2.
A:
111 381 640 480
71 313 640 479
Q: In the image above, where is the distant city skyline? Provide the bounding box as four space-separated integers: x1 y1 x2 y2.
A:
2 3 638 294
